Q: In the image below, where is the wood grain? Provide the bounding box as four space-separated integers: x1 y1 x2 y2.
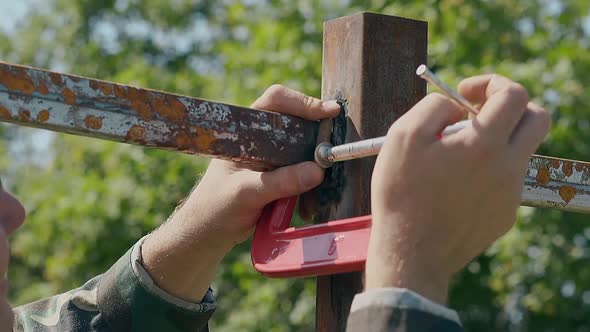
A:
316 13 427 331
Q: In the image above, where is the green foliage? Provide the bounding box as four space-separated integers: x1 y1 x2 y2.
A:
2 0 590 330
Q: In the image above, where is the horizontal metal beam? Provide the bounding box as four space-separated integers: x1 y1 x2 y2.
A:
524 156 590 213
0 62 319 168
0 62 588 215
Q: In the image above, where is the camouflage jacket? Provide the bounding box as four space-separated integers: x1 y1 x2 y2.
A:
13 237 216 331
11 238 463 332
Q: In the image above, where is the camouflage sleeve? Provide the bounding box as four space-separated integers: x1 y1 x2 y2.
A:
346 288 462 332
13 236 216 332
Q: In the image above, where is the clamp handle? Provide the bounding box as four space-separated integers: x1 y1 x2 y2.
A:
251 196 372 278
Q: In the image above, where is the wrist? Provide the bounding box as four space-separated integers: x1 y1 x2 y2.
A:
140 206 236 302
365 214 451 305
365 262 450 304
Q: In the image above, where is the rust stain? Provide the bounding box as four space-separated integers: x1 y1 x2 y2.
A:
35 82 49 95
559 185 577 204
148 97 166 117
575 163 584 172
114 85 127 98
174 133 191 149
549 159 560 169
271 113 285 130
194 127 215 151
0 104 11 119
84 115 102 130
562 161 573 177
536 166 550 185
126 124 146 141
132 100 152 120
61 88 76 105
90 80 113 95
50 73 63 86
174 127 216 151
127 88 152 121
0 68 35 95
37 110 49 122
154 95 187 122
18 110 31 122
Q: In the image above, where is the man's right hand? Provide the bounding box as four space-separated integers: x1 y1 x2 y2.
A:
366 75 551 304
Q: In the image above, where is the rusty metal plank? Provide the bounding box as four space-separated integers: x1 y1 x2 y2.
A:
524 156 590 213
0 62 319 168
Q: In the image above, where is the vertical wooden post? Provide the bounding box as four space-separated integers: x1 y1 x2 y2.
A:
317 13 427 331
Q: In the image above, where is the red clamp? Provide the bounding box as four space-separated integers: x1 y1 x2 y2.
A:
251 197 371 278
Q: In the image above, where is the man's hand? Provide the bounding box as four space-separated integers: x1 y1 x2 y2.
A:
366 75 550 304
142 85 340 302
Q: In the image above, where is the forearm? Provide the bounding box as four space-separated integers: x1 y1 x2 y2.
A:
141 177 237 303
365 213 450 305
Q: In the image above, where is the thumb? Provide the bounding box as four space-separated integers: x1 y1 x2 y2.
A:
256 162 324 203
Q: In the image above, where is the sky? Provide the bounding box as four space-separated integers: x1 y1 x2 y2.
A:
0 0 30 33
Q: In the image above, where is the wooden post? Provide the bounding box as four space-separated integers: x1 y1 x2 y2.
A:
317 13 427 331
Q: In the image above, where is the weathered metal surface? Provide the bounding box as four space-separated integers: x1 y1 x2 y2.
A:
524 156 590 213
0 62 319 168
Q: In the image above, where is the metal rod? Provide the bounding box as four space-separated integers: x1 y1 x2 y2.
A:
316 138 590 214
314 65 590 214
315 119 472 167
416 64 479 115
0 62 319 168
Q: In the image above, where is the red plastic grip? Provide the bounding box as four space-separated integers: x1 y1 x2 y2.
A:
251 197 372 278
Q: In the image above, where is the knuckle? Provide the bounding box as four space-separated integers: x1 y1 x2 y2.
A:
422 93 459 115
457 78 473 94
500 83 529 105
276 176 299 197
536 108 552 133
527 102 551 133
386 122 401 137
466 136 498 162
262 84 288 105
424 92 453 108
489 73 506 82
388 124 419 148
265 84 287 96
301 94 315 109
300 95 319 117
387 121 409 139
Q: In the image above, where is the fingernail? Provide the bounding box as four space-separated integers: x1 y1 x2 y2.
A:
298 163 323 189
321 100 341 113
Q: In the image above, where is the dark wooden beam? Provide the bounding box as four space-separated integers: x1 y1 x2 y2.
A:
316 13 427 331
0 62 318 168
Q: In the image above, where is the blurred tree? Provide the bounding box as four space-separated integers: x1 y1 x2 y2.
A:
1 0 590 331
